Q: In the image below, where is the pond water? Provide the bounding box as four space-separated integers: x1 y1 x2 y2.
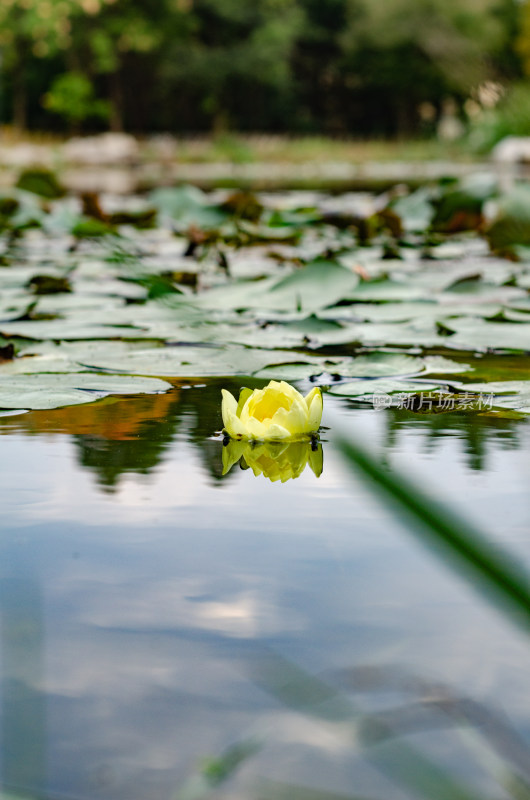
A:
1 383 529 800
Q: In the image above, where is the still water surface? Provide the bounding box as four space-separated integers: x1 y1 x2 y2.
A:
1 383 529 800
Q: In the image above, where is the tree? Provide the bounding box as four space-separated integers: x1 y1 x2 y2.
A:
339 0 516 134
159 0 304 131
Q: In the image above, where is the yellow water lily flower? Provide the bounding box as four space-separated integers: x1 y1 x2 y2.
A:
221 380 323 441
222 439 324 483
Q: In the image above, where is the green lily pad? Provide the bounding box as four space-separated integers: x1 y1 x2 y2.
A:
0 319 147 340
0 353 87 375
16 168 65 199
432 173 496 232
485 185 530 252
78 344 316 378
149 185 228 230
502 309 530 322
261 260 359 313
348 279 426 302
329 378 442 398
2 183 530 416
390 187 434 233
356 320 447 348
253 362 331 380
0 296 33 322
0 373 171 410
516 271 530 289
442 318 530 352
461 380 530 414
198 261 359 314
422 356 473 374
337 352 424 378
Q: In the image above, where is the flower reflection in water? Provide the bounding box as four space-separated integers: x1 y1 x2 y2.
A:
222 438 323 483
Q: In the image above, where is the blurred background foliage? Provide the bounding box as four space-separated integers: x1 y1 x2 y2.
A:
1 0 530 140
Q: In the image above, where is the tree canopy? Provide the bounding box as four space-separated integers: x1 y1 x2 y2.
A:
0 0 524 135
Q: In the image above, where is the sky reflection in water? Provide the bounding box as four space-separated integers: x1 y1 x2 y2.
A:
0 384 529 800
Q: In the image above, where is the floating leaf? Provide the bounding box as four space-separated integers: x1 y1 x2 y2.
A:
322 301 501 324
390 187 435 233
485 185 530 253
348 279 426 302
337 353 424 378
261 260 360 313
0 353 87 375
422 356 473 374
149 185 228 229
0 319 147 340
79 344 315 378
433 173 496 232
28 274 72 295
462 380 530 414
442 318 530 352
329 378 442 398
16 168 65 199
252 363 327 380
0 373 171 410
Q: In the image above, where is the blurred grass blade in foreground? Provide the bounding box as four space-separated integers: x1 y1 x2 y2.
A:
332 420 530 634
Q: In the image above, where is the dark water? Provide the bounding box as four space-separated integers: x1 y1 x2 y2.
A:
1 383 529 800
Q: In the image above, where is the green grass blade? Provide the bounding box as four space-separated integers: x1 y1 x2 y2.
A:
333 425 530 634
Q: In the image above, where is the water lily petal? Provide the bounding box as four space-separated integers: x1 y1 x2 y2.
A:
260 422 292 440
277 380 303 402
307 388 323 432
224 412 249 438
245 416 269 440
244 384 293 423
236 387 253 418
222 389 249 437
304 386 321 410
221 388 238 423
273 397 309 435
240 387 264 425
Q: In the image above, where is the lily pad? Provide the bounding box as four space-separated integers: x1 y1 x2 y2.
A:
390 187 434 233
485 185 530 253
461 380 530 414
442 318 530 352
0 319 147 340
0 373 171 410
253 362 331 380
79 345 317 378
1 183 529 415
260 260 360 313
329 378 442 398
348 279 426 302
0 353 87 375
16 168 65 199
149 186 228 230
422 356 473 374
337 352 424 378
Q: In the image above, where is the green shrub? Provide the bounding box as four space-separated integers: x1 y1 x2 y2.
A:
43 72 110 128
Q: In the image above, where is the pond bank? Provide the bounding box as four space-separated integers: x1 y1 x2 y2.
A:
0 132 496 193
